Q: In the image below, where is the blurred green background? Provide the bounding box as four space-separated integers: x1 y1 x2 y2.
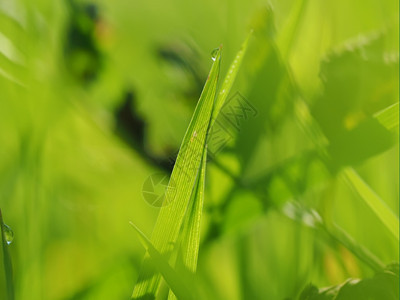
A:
0 0 398 299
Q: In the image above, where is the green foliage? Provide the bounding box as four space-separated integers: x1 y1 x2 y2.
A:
299 264 399 300
132 35 250 299
0 0 398 299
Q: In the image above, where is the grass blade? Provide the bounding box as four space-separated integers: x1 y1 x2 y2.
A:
179 147 207 273
131 47 221 299
129 222 195 300
168 146 208 300
210 33 251 127
0 209 14 300
132 35 251 299
343 168 399 241
374 102 399 134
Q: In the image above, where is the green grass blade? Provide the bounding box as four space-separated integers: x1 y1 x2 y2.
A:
129 222 195 300
131 48 221 299
0 209 14 300
179 147 207 273
210 33 251 127
328 223 385 272
168 146 208 300
374 102 399 134
167 35 250 299
343 168 399 241
132 36 250 299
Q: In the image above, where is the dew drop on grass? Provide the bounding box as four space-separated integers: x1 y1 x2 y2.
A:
211 48 219 61
3 224 14 244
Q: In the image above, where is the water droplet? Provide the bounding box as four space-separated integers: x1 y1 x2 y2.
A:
211 48 219 61
3 224 14 245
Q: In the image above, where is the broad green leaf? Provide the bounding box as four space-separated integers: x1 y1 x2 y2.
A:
311 34 398 167
343 168 399 241
131 48 221 299
0 209 14 300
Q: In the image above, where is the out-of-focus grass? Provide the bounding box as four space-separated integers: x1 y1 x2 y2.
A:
0 0 398 299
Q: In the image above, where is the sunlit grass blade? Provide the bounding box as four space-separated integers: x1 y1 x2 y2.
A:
132 35 251 298
129 222 196 300
283 201 385 271
374 102 399 134
0 209 14 300
343 168 399 241
179 147 207 273
210 33 251 127
131 47 221 299
168 147 207 300
168 35 250 299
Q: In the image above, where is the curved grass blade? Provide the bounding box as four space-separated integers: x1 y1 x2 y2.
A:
132 35 251 299
343 168 399 241
0 209 14 300
131 47 221 299
129 222 196 300
210 33 251 127
168 35 251 299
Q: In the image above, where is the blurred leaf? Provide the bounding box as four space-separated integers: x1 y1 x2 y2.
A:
374 102 399 134
299 264 399 300
343 168 399 241
277 0 308 58
235 9 296 178
312 34 399 167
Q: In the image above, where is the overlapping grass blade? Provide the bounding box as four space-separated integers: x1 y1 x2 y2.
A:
0 209 14 300
130 222 195 300
176 147 208 273
210 33 251 127
131 47 221 299
374 102 399 134
132 35 251 299
167 147 207 300
168 36 250 299
343 168 399 241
